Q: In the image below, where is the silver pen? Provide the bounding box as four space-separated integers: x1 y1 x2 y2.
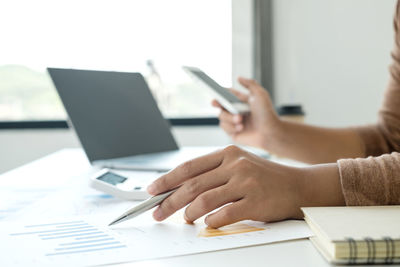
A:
108 187 179 226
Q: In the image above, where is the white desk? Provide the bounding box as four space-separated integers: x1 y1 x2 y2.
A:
0 149 346 267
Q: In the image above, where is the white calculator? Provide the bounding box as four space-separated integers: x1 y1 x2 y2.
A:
89 168 162 200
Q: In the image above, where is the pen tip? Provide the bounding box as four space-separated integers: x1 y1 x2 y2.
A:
108 214 128 227
108 220 117 227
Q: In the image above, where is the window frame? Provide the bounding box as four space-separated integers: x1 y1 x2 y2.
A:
0 0 257 129
0 118 219 129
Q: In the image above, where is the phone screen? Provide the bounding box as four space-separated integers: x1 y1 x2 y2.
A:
188 69 242 103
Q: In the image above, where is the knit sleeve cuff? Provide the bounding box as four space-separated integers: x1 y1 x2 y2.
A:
337 153 400 206
337 158 361 206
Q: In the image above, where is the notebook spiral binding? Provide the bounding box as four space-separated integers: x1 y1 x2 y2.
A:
365 237 376 264
346 238 357 264
384 237 395 264
346 237 396 264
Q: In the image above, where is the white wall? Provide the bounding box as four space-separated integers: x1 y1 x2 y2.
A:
272 0 397 126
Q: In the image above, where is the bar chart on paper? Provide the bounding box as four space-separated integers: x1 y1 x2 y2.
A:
2 218 130 266
10 220 125 256
0 213 312 266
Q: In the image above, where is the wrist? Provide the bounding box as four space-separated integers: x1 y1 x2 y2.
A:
297 163 345 209
259 117 285 152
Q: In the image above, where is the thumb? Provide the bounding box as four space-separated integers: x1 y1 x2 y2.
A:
238 77 263 95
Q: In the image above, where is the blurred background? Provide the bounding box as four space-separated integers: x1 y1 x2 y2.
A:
0 0 396 173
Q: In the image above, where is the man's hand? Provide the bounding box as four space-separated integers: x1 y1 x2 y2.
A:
212 77 281 150
147 145 307 228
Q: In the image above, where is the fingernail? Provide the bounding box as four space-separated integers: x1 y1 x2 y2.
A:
147 183 156 194
204 215 210 225
235 124 243 131
184 211 194 224
153 208 164 221
184 212 190 223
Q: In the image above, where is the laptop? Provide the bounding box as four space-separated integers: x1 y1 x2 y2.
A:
48 68 217 172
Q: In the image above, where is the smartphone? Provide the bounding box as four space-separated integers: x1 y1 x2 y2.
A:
183 66 250 114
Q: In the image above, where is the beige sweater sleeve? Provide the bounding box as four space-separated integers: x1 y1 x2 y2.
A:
337 1 400 205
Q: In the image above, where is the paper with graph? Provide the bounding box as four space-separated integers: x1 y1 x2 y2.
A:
0 210 312 266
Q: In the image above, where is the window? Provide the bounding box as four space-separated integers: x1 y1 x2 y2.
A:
0 0 232 121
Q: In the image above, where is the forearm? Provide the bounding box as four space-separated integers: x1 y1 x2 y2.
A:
264 120 365 164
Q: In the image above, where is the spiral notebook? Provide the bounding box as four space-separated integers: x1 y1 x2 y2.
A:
301 206 400 265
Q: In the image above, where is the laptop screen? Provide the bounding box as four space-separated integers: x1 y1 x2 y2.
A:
48 68 178 162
